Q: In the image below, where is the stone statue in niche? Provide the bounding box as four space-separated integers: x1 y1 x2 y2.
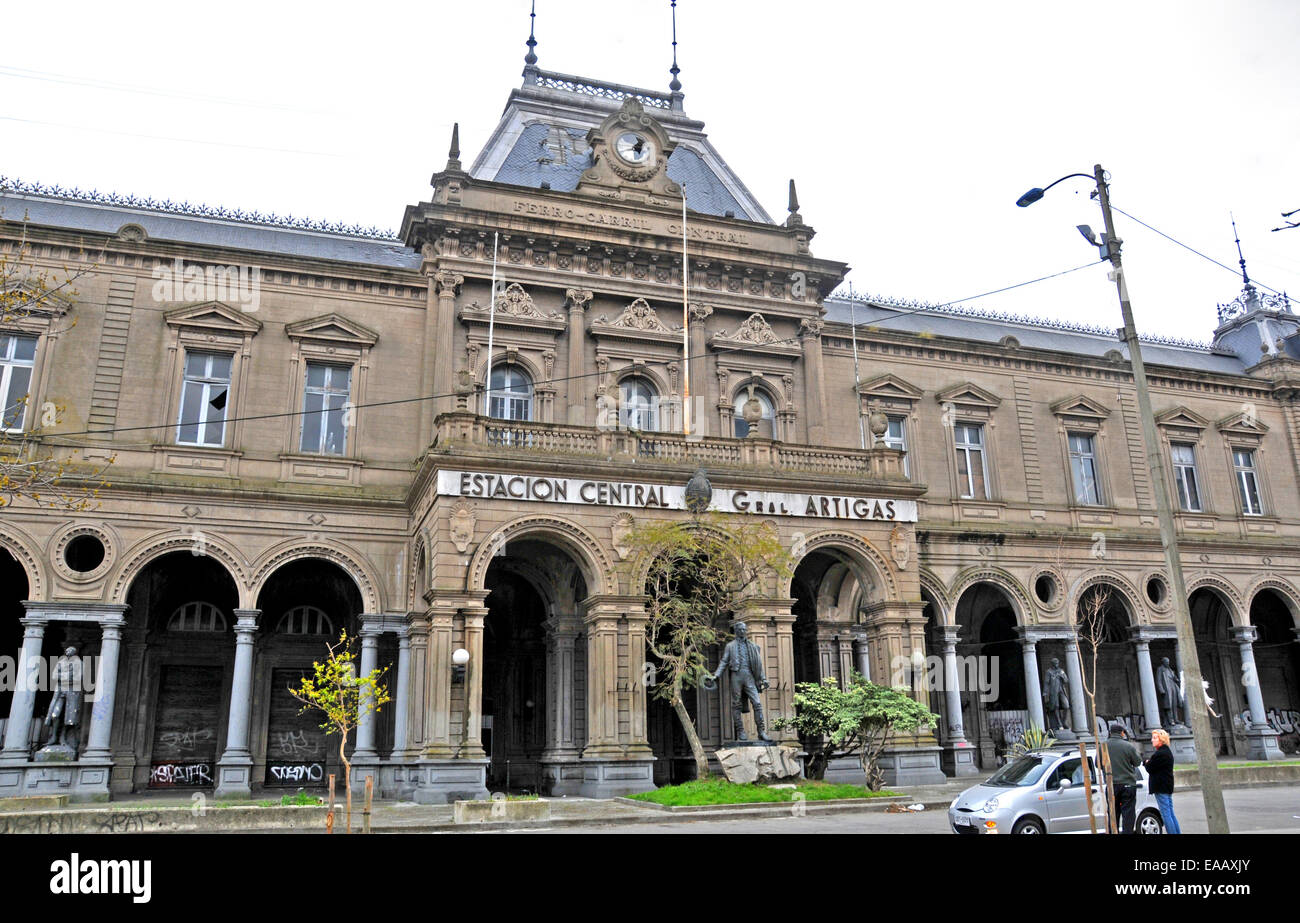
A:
38 646 84 760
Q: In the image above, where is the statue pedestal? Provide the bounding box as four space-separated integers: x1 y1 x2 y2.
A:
34 744 77 763
715 745 803 784
1169 728 1196 764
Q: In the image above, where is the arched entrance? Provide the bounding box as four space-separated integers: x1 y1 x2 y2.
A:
0 548 28 729
481 538 588 794
954 583 1026 768
119 552 240 792
1075 584 1141 736
1189 587 1240 755
253 558 364 789
790 550 870 688
1248 589 1300 753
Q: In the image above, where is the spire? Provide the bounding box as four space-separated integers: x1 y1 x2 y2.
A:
1232 212 1250 286
1216 214 1290 324
668 0 683 109
445 122 462 172
523 0 539 78
785 179 803 227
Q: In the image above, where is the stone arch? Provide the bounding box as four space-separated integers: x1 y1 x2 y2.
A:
0 524 46 601
918 568 953 625
1185 573 1245 627
786 531 898 603
613 364 671 401
948 565 1032 625
468 514 616 597
1245 577 1300 629
110 531 251 608
489 556 563 616
249 538 384 614
475 349 544 391
1067 570 1142 625
408 531 429 611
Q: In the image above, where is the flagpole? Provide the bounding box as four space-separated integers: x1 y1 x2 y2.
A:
850 290 865 449
681 185 690 436
483 232 500 416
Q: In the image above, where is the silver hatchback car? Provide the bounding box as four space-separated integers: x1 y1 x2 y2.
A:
948 746 1164 834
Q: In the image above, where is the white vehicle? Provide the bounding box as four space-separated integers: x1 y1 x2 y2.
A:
948 746 1164 835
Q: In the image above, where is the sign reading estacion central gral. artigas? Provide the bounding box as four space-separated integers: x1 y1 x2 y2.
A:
437 470 917 522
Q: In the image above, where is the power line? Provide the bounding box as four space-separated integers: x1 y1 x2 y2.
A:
34 259 1121 442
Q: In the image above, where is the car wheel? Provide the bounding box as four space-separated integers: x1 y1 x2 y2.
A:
1138 810 1163 835
1012 816 1045 835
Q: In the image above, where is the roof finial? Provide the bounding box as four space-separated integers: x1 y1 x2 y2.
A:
669 0 682 92
523 0 539 76
1232 212 1250 285
445 122 462 172
785 179 803 227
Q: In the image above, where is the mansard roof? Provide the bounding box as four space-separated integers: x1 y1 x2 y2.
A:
468 69 772 223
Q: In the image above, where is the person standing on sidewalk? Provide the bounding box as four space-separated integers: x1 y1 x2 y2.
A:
1107 723 1142 834
1143 727 1180 834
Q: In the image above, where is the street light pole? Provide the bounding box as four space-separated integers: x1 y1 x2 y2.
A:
1089 163 1229 834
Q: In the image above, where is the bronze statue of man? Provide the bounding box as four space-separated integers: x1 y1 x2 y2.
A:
1041 657 1070 732
710 622 771 742
43 646 84 753
1155 657 1183 727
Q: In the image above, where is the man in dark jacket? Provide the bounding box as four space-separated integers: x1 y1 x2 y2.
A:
1107 723 1143 834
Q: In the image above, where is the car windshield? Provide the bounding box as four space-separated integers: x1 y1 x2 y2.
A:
984 754 1053 787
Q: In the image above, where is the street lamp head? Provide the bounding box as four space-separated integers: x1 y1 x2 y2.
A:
1016 187 1045 208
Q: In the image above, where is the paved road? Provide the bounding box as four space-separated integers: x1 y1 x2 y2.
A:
516 785 1300 834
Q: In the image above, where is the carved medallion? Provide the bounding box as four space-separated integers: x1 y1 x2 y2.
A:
450 500 476 554
890 525 911 570
611 513 635 561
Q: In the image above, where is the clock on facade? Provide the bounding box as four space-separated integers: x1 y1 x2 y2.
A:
614 131 653 165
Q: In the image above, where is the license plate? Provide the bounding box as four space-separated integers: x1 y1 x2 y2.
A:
954 815 971 826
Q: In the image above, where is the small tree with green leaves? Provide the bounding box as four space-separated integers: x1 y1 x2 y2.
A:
626 512 793 780
775 673 939 790
289 631 390 833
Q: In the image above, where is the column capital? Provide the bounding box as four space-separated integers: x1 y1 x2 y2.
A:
18 617 48 637
799 316 825 339
433 270 464 296
1229 624 1259 644
566 288 594 310
938 624 961 646
232 609 260 635
580 594 649 621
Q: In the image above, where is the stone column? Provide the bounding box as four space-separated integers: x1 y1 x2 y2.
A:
625 610 652 756
406 614 430 754
854 635 872 683
1131 630 1162 733
543 623 581 759
799 317 828 445
392 627 411 757
566 288 592 425
581 601 622 757
458 606 488 759
1 618 47 762
1063 635 1091 737
1231 625 1285 760
1019 631 1045 732
688 303 712 437
352 624 381 761
431 269 462 419
215 609 259 797
424 609 455 758
771 608 799 746
83 616 126 762
938 626 967 744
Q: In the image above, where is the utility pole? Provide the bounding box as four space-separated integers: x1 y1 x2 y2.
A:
1092 163 1230 834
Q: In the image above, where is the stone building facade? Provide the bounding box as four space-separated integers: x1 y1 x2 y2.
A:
1 62 1298 802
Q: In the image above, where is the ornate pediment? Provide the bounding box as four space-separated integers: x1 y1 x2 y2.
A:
1050 394 1111 421
575 97 680 202
1155 406 1210 432
601 298 673 333
284 312 377 346
726 313 779 345
935 381 1002 411
164 301 262 335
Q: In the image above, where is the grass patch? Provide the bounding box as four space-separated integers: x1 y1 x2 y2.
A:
627 778 898 807
1175 759 1300 771
280 791 323 806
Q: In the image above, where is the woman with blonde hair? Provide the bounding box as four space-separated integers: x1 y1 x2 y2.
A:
1143 728 1180 834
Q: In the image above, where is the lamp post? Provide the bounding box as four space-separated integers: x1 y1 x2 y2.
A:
1017 164 1229 834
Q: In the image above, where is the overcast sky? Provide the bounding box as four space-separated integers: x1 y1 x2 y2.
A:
4 0 1297 342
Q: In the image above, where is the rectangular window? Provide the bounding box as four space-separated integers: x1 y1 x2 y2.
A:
1233 448 1263 515
300 362 351 455
883 414 908 475
1068 432 1102 505
1171 443 1202 512
0 334 37 432
954 423 988 499
176 352 231 446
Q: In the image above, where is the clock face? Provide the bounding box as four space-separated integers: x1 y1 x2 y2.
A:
614 131 653 165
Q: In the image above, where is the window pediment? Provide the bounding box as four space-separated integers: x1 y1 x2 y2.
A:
1216 410 1268 440
164 301 262 336
5 279 74 321
857 372 924 403
935 381 1002 411
1155 406 1209 432
1050 394 1111 421
284 312 377 347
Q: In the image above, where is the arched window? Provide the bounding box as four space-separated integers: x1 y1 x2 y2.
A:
276 605 334 635
167 601 227 632
488 365 533 422
619 377 658 431
733 387 776 438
